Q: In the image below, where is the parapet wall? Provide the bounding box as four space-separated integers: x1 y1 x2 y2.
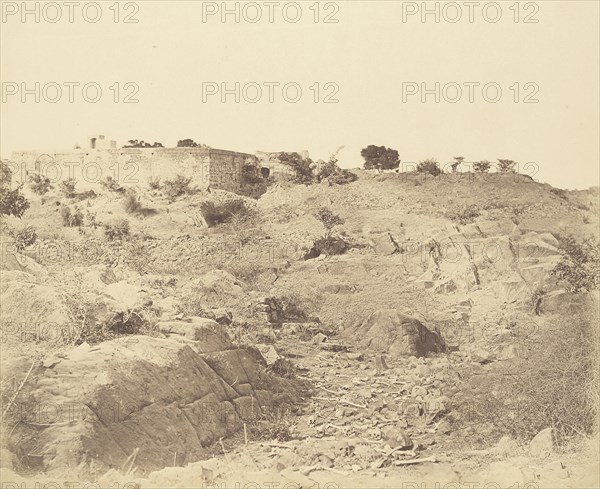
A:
8 147 257 193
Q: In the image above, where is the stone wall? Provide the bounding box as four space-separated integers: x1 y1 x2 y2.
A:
8 147 257 193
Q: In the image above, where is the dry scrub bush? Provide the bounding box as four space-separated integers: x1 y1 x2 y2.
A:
552 235 600 293
0 274 157 349
104 218 130 240
60 205 84 227
200 199 257 227
100 176 123 193
123 192 142 214
417 158 442 176
8 225 37 252
275 290 320 323
246 404 295 442
28 173 53 195
163 174 196 201
148 176 161 190
446 204 481 225
0 183 30 218
246 364 300 441
270 357 298 379
60 276 160 345
58 178 77 197
451 309 599 443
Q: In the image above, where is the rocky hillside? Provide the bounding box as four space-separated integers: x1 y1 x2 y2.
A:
1 170 598 488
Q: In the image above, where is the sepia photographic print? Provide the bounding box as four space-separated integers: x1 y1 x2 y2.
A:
1 1 599 488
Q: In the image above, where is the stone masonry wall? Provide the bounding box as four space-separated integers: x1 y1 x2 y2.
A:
8 147 257 194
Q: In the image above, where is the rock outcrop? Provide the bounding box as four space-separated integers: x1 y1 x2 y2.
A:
353 310 445 357
6 325 300 476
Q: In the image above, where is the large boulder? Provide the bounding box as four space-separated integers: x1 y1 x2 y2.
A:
1 250 44 275
461 223 484 239
367 232 400 255
472 236 515 275
303 237 347 260
73 265 118 290
530 428 558 458
354 310 445 357
200 270 245 297
498 274 529 303
104 280 152 311
518 262 556 285
157 317 233 352
515 233 561 261
5 334 299 477
179 270 246 307
520 231 560 248
541 289 598 315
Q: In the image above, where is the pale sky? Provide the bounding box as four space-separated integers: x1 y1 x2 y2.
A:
1 0 599 189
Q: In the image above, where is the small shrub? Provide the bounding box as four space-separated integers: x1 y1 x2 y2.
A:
71 207 84 227
317 152 357 185
59 178 77 197
361 145 400 171
176 139 200 147
474 160 491 173
163 174 195 201
446 204 481 225
417 158 442 176
85 210 99 229
530 286 546 315
123 139 164 148
104 218 130 240
319 163 357 184
60 205 84 227
123 192 142 214
275 291 316 322
200 199 255 227
552 235 600 292
510 205 528 225
11 226 37 252
270 358 297 379
0 183 30 218
28 173 53 195
497 159 517 173
148 176 161 190
246 403 295 442
315 207 344 239
59 206 70 225
279 152 315 184
100 176 122 192
451 156 465 173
